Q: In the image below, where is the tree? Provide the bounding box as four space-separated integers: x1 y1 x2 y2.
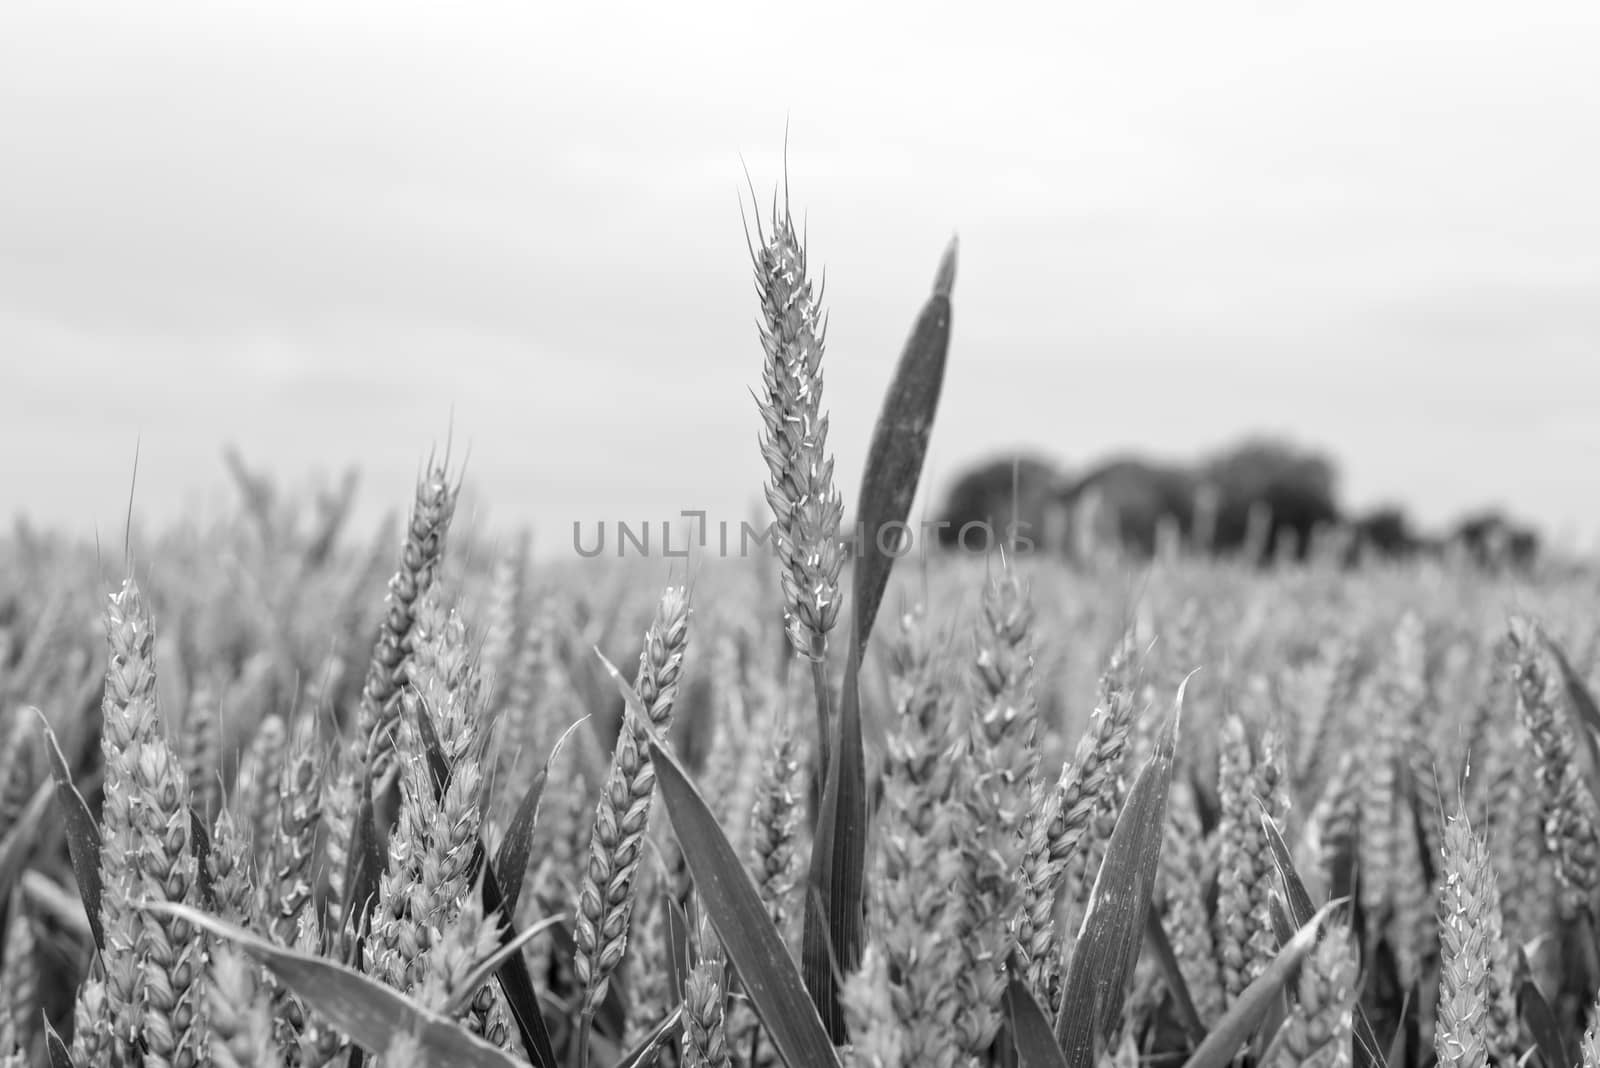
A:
1199 438 1341 562
1348 506 1427 562
1059 456 1196 558
934 453 1063 552
1450 509 1540 571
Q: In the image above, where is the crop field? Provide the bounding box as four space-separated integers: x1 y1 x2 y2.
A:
3 193 1599 1068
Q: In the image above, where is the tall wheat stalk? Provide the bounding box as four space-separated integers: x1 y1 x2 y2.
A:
749 184 844 775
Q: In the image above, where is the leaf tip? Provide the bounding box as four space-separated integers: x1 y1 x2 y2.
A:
933 236 959 297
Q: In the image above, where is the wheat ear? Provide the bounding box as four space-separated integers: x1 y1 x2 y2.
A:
573 587 691 1029
355 461 457 780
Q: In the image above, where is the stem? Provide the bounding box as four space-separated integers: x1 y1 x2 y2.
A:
578 1009 594 1068
809 654 834 777
747 1022 763 1068
806 649 836 835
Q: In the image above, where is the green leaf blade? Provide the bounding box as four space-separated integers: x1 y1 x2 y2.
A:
1516 947 1571 1068
146 902 527 1068
1179 904 1339 1068
1054 712 1177 1064
44 1019 72 1068
476 856 560 1068
801 650 869 1041
36 710 104 953
1006 961 1070 1068
850 241 956 659
1260 806 1317 930
493 765 548 920
646 735 841 1068
1143 909 1205 1046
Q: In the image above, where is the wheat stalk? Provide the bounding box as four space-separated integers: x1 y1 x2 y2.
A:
66 968 113 1068
97 578 209 1067
206 946 284 1068
1259 923 1358 1068
1510 617 1600 917
680 904 732 1068
573 586 691 1039
748 721 802 943
956 568 1041 1056
265 713 323 946
1049 640 1139 1003
1155 776 1224 1026
1212 712 1285 1006
0 889 37 1064
0 709 36 838
867 604 968 1067
356 461 458 779
751 190 844 664
232 711 285 855
179 671 223 826
1435 813 1518 1068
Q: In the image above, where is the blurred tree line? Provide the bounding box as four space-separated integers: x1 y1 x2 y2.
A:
934 437 1541 570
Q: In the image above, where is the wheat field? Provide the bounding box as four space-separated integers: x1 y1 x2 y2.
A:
1 187 1597 1068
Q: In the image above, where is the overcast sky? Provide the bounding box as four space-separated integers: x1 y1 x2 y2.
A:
4 0 1598 557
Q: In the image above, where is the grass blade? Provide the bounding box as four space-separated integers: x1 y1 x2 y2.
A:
931 236 958 296
477 841 560 1068
1054 710 1177 1063
666 894 692 1004
1259 808 1381 1066
189 807 216 911
1545 635 1600 795
1383 993 1410 1068
1179 904 1338 1068
428 708 580 1065
1260 805 1317 928
1352 1010 1384 1068
442 912 568 1018
44 1018 71 1068
1516 946 1570 1068
644 730 841 1068
1324 818 1358 910
849 237 956 660
145 902 528 1068
1255 895 1292 1060
801 644 869 1041
36 709 104 953
611 1005 685 1068
492 767 546 918
1006 958 1070 1068
1546 633 1600 733
413 697 453 798
1144 909 1205 1046
491 718 585 919
1268 891 1295 949
342 762 386 957
491 715 582 921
